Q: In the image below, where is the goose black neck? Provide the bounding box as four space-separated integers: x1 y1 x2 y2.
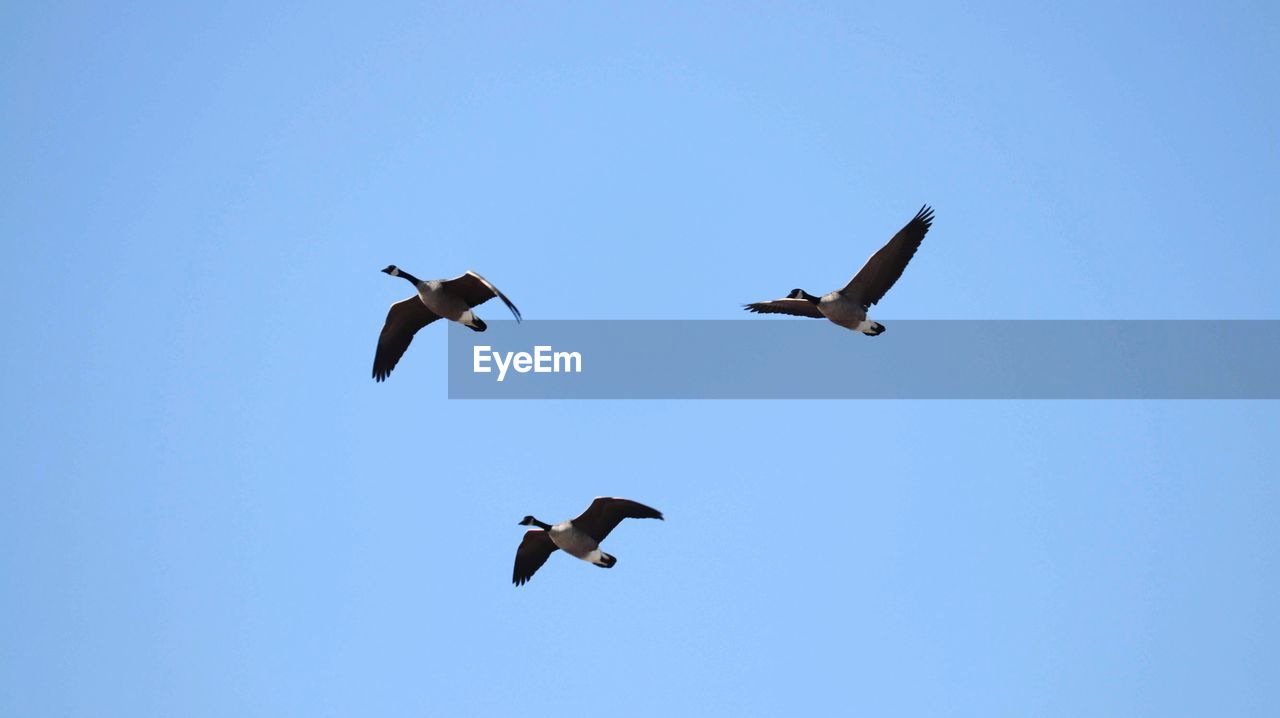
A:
396 270 422 285
791 289 821 304
530 518 552 530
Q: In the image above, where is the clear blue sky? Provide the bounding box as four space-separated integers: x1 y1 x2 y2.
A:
3 2 1278 715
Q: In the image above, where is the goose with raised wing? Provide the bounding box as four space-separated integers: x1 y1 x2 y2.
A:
373 266 521 382
745 205 935 334
513 497 664 586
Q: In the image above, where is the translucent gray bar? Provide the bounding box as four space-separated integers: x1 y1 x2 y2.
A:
446 321 1280 399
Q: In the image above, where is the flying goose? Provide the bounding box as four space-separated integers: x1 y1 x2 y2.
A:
513 497 664 586
744 205 935 334
373 266 522 382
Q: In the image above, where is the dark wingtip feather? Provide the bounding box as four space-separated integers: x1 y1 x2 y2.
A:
502 296 523 323
635 504 664 521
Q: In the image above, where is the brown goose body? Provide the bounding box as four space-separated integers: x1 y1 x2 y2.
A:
372 266 521 381
745 205 935 334
513 497 664 586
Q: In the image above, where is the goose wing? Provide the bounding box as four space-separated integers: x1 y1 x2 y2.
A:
513 530 558 586
571 497 664 543
840 205 934 309
372 297 439 382
743 298 824 318
442 271 522 321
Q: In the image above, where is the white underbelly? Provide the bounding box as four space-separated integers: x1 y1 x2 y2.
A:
818 298 866 329
419 287 467 321
549 525 598 559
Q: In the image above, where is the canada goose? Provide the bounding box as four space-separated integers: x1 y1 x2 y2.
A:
513 497 664 586
373 266 521 382
744 205 935 334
